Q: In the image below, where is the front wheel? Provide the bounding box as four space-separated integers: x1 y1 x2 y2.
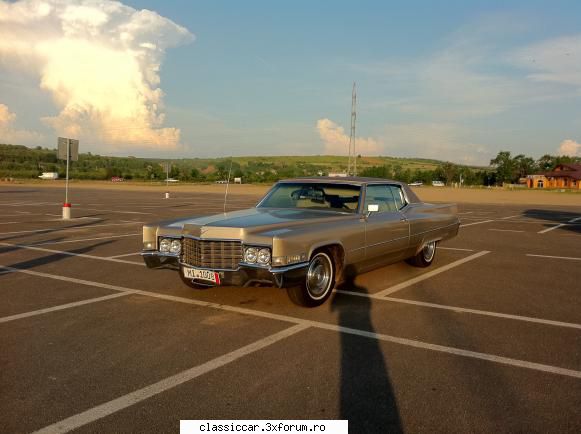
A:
407 241 437 267
287 251 335 307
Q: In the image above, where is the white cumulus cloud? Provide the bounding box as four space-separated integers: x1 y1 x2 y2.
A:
0 0 193 151
557 139 581 157
0 103 44 144
316 118 380 155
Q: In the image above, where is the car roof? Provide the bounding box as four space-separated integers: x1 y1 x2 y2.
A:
277 176 405 186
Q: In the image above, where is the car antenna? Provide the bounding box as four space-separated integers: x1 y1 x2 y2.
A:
223 157 234 213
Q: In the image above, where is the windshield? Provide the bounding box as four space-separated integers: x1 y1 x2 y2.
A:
258 183 361 213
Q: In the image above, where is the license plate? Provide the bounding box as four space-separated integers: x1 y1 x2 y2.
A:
182 267 221 284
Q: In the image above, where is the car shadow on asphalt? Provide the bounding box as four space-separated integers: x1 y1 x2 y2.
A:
332 266 402 433
523 209 581 234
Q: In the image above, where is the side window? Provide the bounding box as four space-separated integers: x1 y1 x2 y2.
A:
364 185 397 212
387 185 406 210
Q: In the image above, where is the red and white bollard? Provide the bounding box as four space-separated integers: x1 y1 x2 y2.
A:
62 202 71 220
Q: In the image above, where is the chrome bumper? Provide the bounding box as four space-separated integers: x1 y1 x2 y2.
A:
141 251 308 287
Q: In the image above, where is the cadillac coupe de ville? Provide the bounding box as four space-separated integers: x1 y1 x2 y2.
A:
142 177 460 306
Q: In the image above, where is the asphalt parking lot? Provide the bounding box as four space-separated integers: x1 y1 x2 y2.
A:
1 186 580 433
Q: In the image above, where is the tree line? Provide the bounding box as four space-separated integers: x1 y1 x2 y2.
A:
1 144 578 186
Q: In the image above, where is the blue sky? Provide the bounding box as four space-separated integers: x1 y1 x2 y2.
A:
1 0 580 164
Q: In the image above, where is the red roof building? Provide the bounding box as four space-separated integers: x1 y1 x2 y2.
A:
527 164 581 189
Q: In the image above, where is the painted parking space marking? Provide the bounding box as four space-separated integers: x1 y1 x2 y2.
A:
107 251 142 259
374 251 491 297
0 293 131 324
3 265 581 384
80 208 152 215
437 247 475 252
29 233 140 246
488 229 525 233
0 222 18 225
500 215 521 219
334 291 581 330
32 324 309 434
460 220 494 227
526 254 581 262
0 221 143 237
0 242 146 266
538 224 566 234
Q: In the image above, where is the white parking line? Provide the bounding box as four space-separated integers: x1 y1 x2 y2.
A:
81 208 152 215
107 251 141 259
29 233 140 246
32 324 309 434
488 229 525 233
500 215 521 220
334 291 581 330
0 221 143 236
0 242 146 266
460 220 494 227
374 251 491 297
437 247 475 252
568 217 581 223
0 293 131 323
538 224 565 234
526 254 581 261
0 222 18 225
3 265 581 385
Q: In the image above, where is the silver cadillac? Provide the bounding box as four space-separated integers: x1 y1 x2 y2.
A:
142 177 460 306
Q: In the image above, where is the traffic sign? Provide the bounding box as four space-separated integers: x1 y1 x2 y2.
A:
57 137 79 161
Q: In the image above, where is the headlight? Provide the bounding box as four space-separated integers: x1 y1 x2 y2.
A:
244 247 258 263
170 239 181 254
159 238 171 253
257 248 271 265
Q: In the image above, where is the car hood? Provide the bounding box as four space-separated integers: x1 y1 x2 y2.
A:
164 207 354 240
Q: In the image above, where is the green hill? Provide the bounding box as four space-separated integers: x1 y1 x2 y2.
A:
0 143 487 185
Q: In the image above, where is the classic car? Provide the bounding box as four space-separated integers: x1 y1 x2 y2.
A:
141 177 460 306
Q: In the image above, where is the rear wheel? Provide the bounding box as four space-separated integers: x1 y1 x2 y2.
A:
287 251 335 307
407 241 437 267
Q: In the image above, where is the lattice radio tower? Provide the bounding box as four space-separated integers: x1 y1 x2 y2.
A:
347 82 357 176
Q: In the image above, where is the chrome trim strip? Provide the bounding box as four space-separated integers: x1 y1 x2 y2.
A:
269 262 309 273
179 262 242 272
366 235 409 249
141 251 179 258
411 222 460 237
177 261 309 274
182 235 241 242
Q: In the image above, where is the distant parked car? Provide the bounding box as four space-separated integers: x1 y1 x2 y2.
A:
39 172 59 180
432 180 445 187
166 178 179 183
408 181 423 187
111 176 124 182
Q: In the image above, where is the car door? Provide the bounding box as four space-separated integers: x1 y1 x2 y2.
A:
363 184 410 262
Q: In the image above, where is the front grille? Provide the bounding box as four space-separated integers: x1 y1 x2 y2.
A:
181 238 243 270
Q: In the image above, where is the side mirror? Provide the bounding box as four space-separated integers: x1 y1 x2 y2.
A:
365 204 379 218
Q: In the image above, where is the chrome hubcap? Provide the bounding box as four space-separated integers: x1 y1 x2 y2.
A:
423 242 436 262
306 254 332 299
